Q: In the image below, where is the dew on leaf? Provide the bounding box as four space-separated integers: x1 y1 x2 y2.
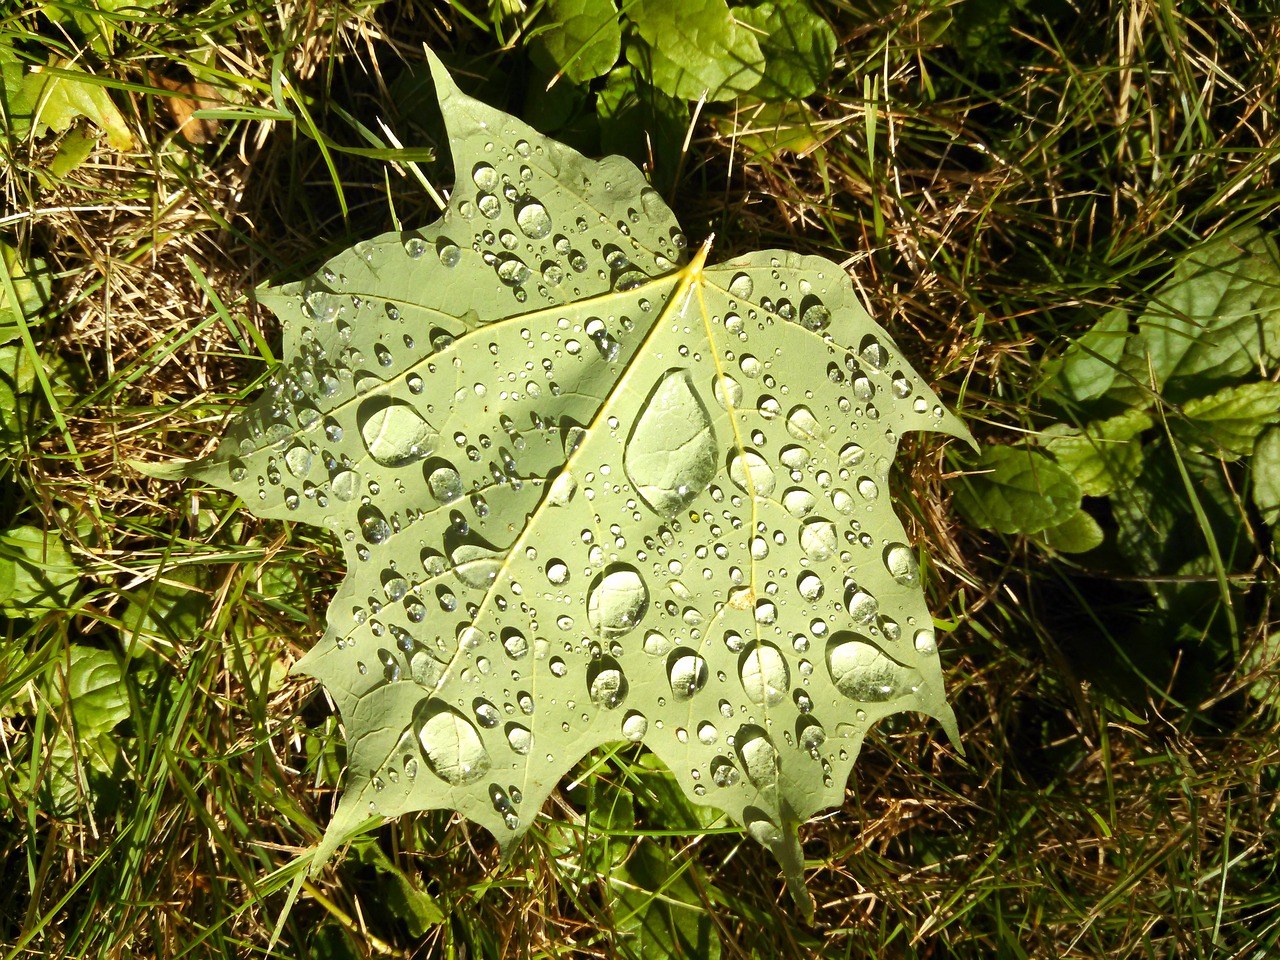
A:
624 369 718 517
826 633 919 702
416 703 492 785
515 198 552 238
728 450 775 497
502 629 529 659
697 721 718 745
782 488 817 518
586 564 649 638
797 572 824 601
914 630 937 655
473 698 500 728
711 757 739 787
667 649 709 701
622 711 648 741
846 589 878 625
643 629 672 657
358 398 437 466
737 727 780 789
785 405 820 441
358 505 391 544
739 644 790 706
728 272 754 299
426 463 463 503
884 543 919 585
587 658 628 709
505 723 532 755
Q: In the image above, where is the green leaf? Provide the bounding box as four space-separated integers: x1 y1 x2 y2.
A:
596 65 689 191
1250 426 1280 532
532 0 622 84
735 0 836 100
0 524 80 615
626 0 764 101
1034 508 1104 554
352 841 446 935
1174 380 1280 460
1040 408 1151 497
1051 307 1129 403
48 646 131 736
185 49 969 905
0 52 133 150
1115 226 1280 404
616 840 721 960
952 445 1081 535
0 242 53 340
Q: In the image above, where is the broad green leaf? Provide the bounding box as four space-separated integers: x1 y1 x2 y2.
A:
1174 380 1280 460
1040 408 1151 497
0 52 133 150
183 50 969 905
1115 226 1280 404
0 242 53 340
1251 426 1280 532
626 0 764 101
952 445 1081 535
48 646 131 736
352 841 446 935
616 840 721 960
532 0 622 84
735 0 836 100
1051 307 1129 403
0 524 80 615
1034 508 1104 554
596 65 688 190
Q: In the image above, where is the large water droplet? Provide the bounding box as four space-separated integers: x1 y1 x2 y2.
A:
846 589 878 624
358 505 391 544
587 658 628 709
426 463 463 503
515 198 552 239
728 272 754 299
284 444 312 478
667 649 709 701
739 644 790 706
624 369 717 517
451 543 502 589
736 726 779 789
415 703 492 785
884 543 919 586
643 629 672 657
711 757 739 787
798 517 838 560
782 488 817 518
826 633 920 702
359 398 437 467
505 723 532 755
785 405 820 441
728 450 775 497
622 711 648 741
587 565 649 638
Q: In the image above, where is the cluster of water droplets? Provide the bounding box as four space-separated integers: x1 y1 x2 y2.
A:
209 66 959 849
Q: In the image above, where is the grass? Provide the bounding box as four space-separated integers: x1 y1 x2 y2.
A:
2 0 1280 957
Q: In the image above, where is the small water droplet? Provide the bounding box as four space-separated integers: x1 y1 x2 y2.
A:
587 564 649 638
728 272 754 299
622 711 648 741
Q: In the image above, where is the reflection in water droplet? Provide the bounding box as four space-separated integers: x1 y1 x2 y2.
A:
799 518 837 560
826 633 919 702
359 505 391 544
285 445 312 478
782 488 817 518
416 704 492 785
545 559 570 585
426 464 463 503
643 629 672 657
667 649 709 701
884 543 918 585
847 589 878 624
799 300 831 331
797 572 824 601
326 468 357 502
515 198 553 239
359 398 437 467
728 450 775 497
713 374 743 409
914 629 937 655
437 239 461 267
474 698 500 728
588 659 628 709
739 644 790 706
502 629 529 659
506 723 532 755
624 369 718 517
786 405 820 441
728 272 754 299
697 721 718 745
711 757 739 787
737 727 780 789
587 565 649 638
622 711 648 741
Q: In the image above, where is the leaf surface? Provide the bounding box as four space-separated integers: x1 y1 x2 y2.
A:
533 0 622 84
188 51 968 900
953 445 1080 535
627 0 763 101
